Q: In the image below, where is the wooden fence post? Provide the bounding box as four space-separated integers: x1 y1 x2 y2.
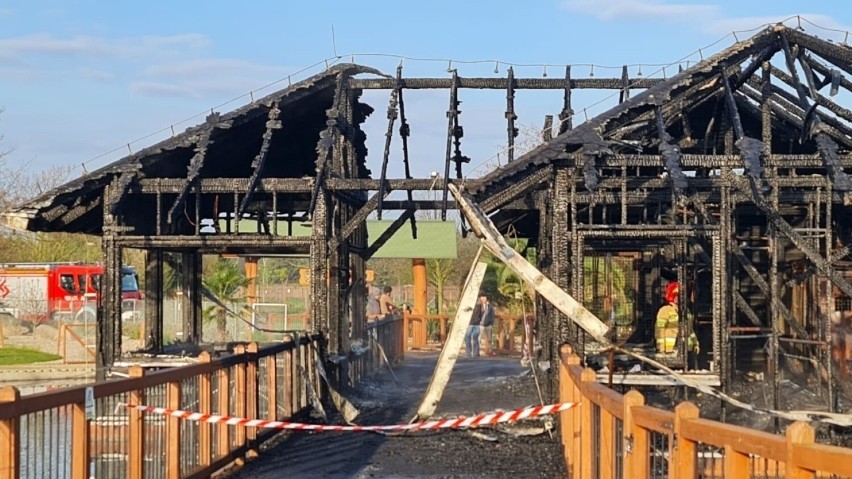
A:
580 367 597 479
166 379 181 479
671 402 699 479
282 339 294 418
786 421 816 479
0 387 20 479
217 366 230 460
559 345 580 472
267 351 278 422
128 366 145 479
246 343 259 458
70 399 90 479
197 352 212 468
623 390 647 479
233 344 247 464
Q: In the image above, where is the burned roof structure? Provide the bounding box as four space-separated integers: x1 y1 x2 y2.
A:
6 25 852 417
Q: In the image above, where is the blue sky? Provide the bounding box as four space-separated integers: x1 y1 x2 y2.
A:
1 1 850 182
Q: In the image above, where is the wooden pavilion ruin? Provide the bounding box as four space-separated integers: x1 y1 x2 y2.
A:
5 25 852 416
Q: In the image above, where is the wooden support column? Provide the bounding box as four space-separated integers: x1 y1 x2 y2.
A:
144 249 164 351
412 259 428 315
244 257 258 340
99 207 122 378
310 190 329 334
179 250 202 343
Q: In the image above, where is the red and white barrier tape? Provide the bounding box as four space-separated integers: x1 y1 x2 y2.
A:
118 402 577 432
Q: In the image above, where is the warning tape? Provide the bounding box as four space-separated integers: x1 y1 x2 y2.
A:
118 402 577 432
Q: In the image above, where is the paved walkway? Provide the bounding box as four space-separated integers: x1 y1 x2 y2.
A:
228 351 566 478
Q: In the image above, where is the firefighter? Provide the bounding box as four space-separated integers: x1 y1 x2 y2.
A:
655 281 699 355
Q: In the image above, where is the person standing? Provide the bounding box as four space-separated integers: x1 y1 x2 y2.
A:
478 295 495 356
464 294 486 358
379 286 397 320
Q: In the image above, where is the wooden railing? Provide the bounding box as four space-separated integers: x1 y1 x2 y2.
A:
559 344 852 479
0 318 403 479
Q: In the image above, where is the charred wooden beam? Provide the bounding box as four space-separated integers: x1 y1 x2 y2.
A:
376 81 398 220
619 65 630 103
779 32 852 191
114 235 312 249
167 112 230 225
58 196 101 226
783 28 852 78
720 66 766 189
559 66 573 134
734 292 764 327
655 105 687 192
441 70 460 220
506 67 518 162
334 189 393 247
542 115 554 142
309 73 348 217
238 102 282 217
107 171 137 217
770 65 852 124
350 77 663 90
479 166 552 213
364 209 415 259
396 65 417 239
803 55 852 95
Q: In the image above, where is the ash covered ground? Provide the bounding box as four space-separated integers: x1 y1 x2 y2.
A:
227 351 566 479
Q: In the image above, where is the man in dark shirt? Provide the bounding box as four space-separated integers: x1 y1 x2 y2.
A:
465 294 493 357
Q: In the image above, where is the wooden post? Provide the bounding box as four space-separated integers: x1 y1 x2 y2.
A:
217 367 230 460
600 405 615 479
70 400 90 479
166 380 181 479
559 346 580 471
245 343 259 457
724 444 749 478
233 345 247 463
671 402 699 479
282 340 294 418
580 367 597 479
412 258 427 315
0 387 19 479
623 390 647 479
402 311 410 351
267 353 278 421
197 352 212 468
786 421 816 479
128 366 145 479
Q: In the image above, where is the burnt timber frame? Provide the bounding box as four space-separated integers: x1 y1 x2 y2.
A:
6 26 852 416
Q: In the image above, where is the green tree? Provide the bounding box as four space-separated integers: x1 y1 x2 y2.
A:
202 259 248 341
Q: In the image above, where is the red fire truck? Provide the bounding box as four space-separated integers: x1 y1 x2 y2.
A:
0 263 140 323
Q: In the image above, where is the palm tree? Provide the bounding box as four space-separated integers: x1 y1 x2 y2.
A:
202 259 248 341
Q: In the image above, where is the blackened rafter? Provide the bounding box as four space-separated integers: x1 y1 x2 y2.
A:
655 105 688 192
309 73 348 217
396 66 418 239
779 31 852 191
167 112 232 225
238 101 283 217
376 74 398 220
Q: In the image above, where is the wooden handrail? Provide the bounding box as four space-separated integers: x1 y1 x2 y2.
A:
558 346 852 478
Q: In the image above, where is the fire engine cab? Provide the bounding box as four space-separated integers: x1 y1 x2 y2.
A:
0 263 140 323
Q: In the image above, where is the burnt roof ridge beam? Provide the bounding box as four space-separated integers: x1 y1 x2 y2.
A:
166 112 230 225
655 105 688 192
475 27 779 192
364 209 415 259
783 28 852 78
309 72 348 218
780 32 852 191
238 101 282 218
441 70 460 220
349 76 664 90
721 65 768 192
